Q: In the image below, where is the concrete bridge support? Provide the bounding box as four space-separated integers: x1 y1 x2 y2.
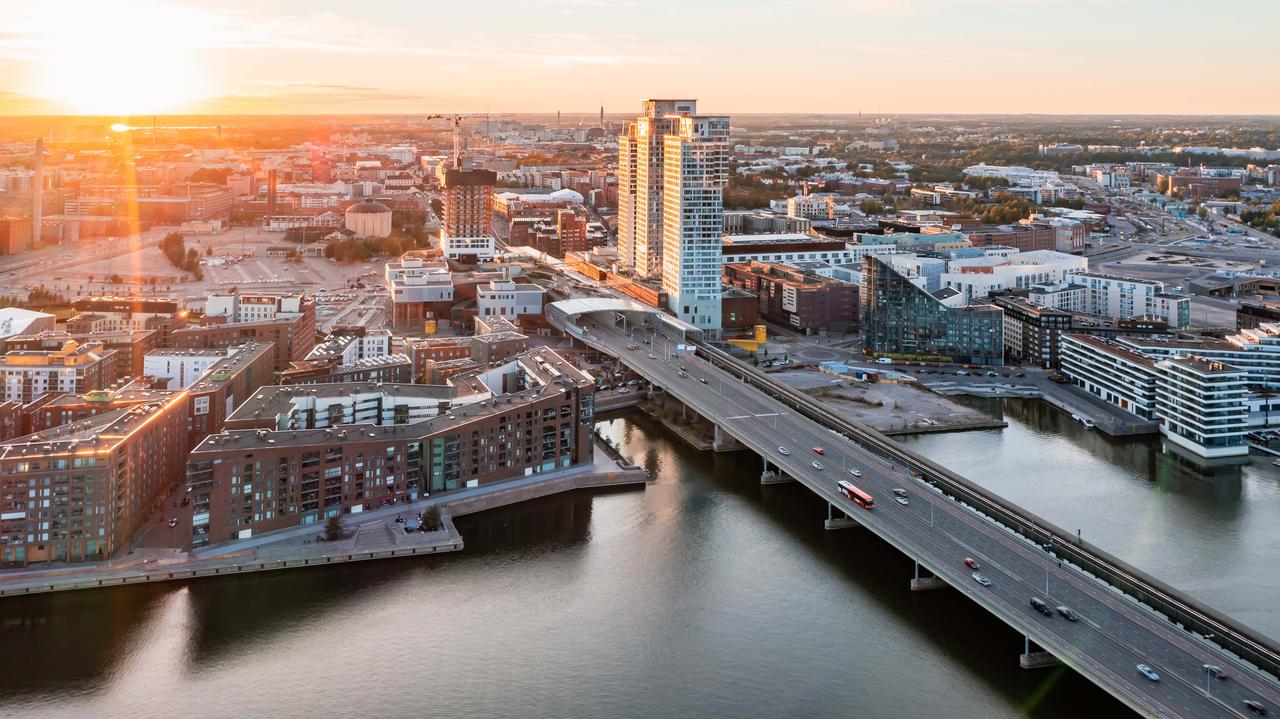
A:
909 560 947 591
712 424 744 453
760 457 795 485
824 502 861 530
1019 636 1062 669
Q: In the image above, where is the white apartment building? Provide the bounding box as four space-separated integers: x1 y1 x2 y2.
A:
940 251 1087 303
1061 334 1251 457
721 235 898 269
1029 281 1088 313
963 164 1061 185
1065 272 1191 329
1154 356 1249 458
617 99 698 276
476 280 546 319
144 347 240 389
205 292 306 323
441 235 496 262
661 113 730 335
786 194 833 220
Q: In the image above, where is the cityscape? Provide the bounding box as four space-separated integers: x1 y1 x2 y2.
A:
1 1 1279 718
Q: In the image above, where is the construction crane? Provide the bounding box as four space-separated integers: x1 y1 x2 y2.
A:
423 113 514 168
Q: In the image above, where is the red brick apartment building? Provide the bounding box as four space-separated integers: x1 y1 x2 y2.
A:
0 393 188 565
723 261 858 332
186 347 594 547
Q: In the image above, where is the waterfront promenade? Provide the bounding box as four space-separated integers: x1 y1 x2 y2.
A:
0 445 646 598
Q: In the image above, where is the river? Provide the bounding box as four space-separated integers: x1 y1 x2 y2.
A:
0 400 1275 718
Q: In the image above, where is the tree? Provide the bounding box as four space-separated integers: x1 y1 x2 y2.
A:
108 273 123 284
323 515 344 541
421 505 442 531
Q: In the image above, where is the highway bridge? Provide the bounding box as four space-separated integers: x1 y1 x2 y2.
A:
548 298 1280 719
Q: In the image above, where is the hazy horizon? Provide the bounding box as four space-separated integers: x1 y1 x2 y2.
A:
2 0 1276 117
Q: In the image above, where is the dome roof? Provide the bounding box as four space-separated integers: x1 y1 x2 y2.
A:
346 199 391 214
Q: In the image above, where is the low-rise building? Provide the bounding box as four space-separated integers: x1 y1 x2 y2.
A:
723 261 857 333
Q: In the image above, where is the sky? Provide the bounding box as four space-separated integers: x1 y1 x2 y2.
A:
0 0 1276 117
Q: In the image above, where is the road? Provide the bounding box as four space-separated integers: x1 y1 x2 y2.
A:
575 316 1280 719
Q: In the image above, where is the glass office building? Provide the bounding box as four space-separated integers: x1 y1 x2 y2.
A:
860 255 1004 365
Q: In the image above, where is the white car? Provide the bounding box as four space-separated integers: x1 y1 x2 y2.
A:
1137 664 1160 682
811 460 824 471
848 468 862 477
778 446 791 455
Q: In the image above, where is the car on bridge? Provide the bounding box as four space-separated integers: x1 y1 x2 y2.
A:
778 446 790 455
1136 664 1160 682
971 572 991 587
1243 699 1268 715
964 557 981 570
848 468 862 477
1203 664 1228 680
1030 597 1053 616
648 353 656 359
812 447 824 455
811 461 824 470
626 344 638 351
1056 606 1078 622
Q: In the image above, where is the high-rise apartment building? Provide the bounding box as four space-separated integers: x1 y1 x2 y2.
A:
437 164 497 261
661 113 730 334
616 99 698 276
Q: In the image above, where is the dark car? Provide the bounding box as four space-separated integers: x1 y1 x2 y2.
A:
167 518 178 528
1030 597 1053 616
1244 699 1268 715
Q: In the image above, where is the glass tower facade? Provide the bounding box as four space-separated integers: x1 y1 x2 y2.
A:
860 255 1004 365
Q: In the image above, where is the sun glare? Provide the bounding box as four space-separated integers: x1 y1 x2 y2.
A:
32 2 207 115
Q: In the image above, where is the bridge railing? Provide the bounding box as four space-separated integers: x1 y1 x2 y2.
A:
694 341 1280 682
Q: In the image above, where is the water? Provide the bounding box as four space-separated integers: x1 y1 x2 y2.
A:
899 397 1280 638
2 403 1274 718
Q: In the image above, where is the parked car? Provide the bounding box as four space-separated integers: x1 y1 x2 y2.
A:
985 371 999 377
616 388 630 394
1137 664 1161 682
167 518 178 528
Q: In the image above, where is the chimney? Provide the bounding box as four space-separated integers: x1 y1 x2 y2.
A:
31 137 43 250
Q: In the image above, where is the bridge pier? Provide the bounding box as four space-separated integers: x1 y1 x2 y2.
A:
1019 636 1062 669
760 457 794 484
824 503 861 530
909 560 947 591
712 424 744 453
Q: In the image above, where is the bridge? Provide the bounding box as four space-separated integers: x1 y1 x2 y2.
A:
548 298 1280 719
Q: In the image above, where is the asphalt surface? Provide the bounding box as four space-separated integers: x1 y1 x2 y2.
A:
577 318 1280 719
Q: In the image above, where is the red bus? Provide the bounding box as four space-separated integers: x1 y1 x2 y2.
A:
838 480 874 510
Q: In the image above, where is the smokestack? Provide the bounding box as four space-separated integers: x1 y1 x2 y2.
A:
31 137 43 250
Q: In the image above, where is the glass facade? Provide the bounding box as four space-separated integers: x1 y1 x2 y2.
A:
860 256 1004 365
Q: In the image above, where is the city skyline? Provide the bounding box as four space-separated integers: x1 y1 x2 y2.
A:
1 0 1278 117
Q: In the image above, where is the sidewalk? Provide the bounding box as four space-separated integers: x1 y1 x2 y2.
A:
0 445 646 598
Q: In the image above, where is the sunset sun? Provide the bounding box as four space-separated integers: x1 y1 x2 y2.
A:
31 2 207 115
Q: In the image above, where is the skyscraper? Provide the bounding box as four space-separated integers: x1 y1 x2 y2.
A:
616 99 697 277
660 113 730 336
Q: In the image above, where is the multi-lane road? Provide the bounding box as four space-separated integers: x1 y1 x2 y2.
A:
571 315 1280 719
